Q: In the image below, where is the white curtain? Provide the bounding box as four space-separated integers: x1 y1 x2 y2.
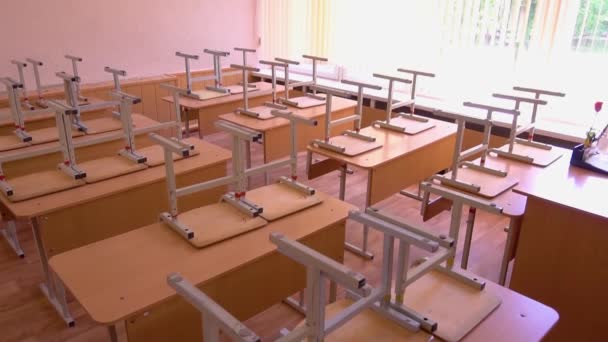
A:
257 0 608 130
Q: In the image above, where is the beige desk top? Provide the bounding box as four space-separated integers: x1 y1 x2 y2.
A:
431 146 572 217
162 82 285 110
0 114 154 160
514 149 608 219
219 96 356 132
0 138 231 218
308 118 456 169
325 272 558 342
49 191 353 324
0 97 112 127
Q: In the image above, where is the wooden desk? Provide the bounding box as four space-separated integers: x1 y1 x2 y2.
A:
220 96 357 164
0 138 231 326
48 189 558 342
162 82 286 137
511 151 608 342
50 191 352 341
0 97 113 135
307 119 456 258
426 147 571 284
0 114 167 259
0 114 157 177
325 274 557 342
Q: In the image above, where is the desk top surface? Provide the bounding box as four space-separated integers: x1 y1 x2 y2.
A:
0 97 111 127
308 118 456 169
0 114 154 159
431 145 572 217
49 190 354 324
324 272 557 342
0 137 231 218
162 82 285 109
514 150 608 219
219 96 356 132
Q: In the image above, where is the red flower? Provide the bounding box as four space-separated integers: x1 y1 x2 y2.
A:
595 101 603 112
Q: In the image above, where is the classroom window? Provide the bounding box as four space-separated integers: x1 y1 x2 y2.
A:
257 0 608 140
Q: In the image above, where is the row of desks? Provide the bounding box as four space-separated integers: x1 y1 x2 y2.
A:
43 101 559 341
0 97 114 135
47 187 559 342
1 79 561 340
0 136 231 326
0 114 156 176
162 82 286 137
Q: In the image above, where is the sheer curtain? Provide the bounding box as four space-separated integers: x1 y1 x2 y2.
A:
256 0 332 60
257 0 608 132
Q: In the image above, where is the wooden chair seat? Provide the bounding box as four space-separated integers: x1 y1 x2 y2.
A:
246 182 323 221
6 169 85 202
79 156 147 183
139 144 200 167
174 201 267 248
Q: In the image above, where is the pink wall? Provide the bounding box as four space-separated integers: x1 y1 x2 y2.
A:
0 0 257 88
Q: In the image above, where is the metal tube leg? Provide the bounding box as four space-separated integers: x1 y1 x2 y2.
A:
329 280 337 303
108 325 119 342
197 111 203 139
344 170 374 260
31 217 55 297
31 217 74 327
338 164 347 200
1 219 25 258
245 140 252 187
447 202 463 269
461 207 477 270
52 269 72 320
283 295 306 315
499 216 521 286
184 109 191 138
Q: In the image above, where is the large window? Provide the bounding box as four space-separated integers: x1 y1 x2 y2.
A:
257 0 608 139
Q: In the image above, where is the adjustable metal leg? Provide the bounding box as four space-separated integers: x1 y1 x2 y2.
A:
197 110 203 139
329 280 337 303
284 279 337 315
1 219 24 258
400 182 424 201
338 164 347 201
184 109 191 138
108 325 119 342
461 207 477 269
245 140 252 187
499 216 521 286
284 293 307 315
345 170 374 260
31 217 74 327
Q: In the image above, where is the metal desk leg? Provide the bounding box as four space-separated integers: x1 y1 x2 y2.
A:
400 187 423 201
284 291 306 315
329 280 337 303
447 202 464 268
196 109 203 139
284 280 337 315
344 168 374 260
108 324 119 342
499 216 521 286
263 133 269 185
338 164 347 201
31 217 74 327
461 207 477 269
245 140 252 187
1 219 24 258
183 109 191 138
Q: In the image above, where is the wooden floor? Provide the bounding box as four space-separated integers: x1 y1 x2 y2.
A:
0 131 513 342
